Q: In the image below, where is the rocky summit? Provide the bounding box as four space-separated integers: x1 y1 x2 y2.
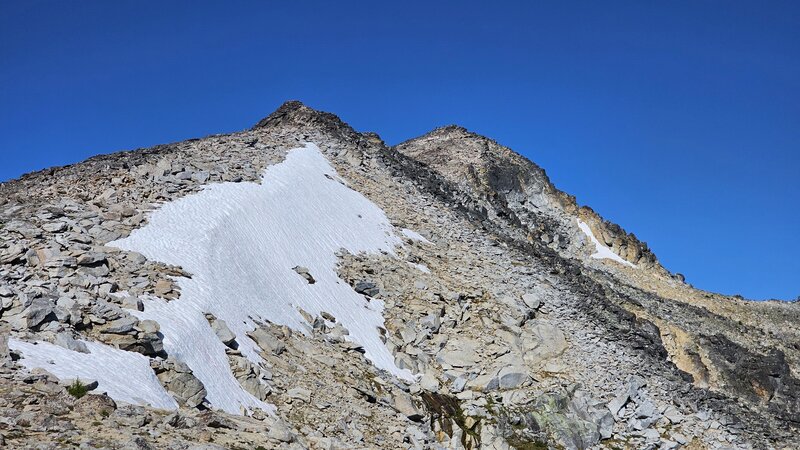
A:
0 101 798 450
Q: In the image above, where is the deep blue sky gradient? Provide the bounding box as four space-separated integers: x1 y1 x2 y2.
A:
1 1 798 300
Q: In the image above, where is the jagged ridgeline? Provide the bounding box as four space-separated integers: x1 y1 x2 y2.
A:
0 101 798 449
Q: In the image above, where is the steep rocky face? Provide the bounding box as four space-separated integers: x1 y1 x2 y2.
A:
0 101 798 450
394 125 661 271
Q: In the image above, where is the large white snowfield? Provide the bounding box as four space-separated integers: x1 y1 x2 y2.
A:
13 143 418 415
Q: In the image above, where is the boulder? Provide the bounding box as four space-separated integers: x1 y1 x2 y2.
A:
156 360 207 408
498 365 529 389
521 292 541 310
0 328 9 363
418 371 440 392
134 332 164 356
354 280 379 297
0 244 25 263
23 297 56 329
121 296 144 311
393 390 424 421
521 319 568 368
77 252 107 266
267 420 296 443
210 317 237 347
419 313 441 333
73 392 117 417
248 327 285 355
291 266 315 284
287 387 312 403
229 354 270 401
137 319 160 334
121 436 156 450
103 316 139 334
53 332 89 353
154 279 174 296
450 376 468 393
437 339 480 368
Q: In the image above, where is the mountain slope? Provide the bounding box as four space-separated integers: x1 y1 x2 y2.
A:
0 101 798 450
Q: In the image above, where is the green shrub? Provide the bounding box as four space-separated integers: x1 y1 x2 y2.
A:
67 379 89 399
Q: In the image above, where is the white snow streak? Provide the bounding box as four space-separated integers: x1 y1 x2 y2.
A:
8 338 177 410
409 262 431 273
401 228 431 243
577 219 635 268
110 143 414 415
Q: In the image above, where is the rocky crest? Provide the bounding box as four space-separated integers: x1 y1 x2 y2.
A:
0 101 798 450
394 125 660 270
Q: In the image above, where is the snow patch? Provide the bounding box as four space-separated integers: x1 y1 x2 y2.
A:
8 338 177 410
409 262 431 273
577 219 635 268
401 228 431 243
110 143 414 415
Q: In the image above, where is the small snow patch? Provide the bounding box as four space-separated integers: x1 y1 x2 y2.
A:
577 219 635 268
408 262 431 273
400 228 430 243
8 338 177 410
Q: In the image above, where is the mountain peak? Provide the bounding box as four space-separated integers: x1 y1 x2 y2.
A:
252 101 356 138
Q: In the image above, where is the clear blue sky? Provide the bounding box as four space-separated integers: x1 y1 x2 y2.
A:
1 1 798 300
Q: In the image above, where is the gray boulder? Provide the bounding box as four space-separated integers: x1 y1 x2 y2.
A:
155 359 207 408
54 332 89 353
77 252 107 266
248 327 285 356
292 266 315 284
287 387 312 403
210 317 237 347
23 297 56 329
521 292 541 310
393 390 424 422
498 365 529 389
354 280 379 297
103 316 139 334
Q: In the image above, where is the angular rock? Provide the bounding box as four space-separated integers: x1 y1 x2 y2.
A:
267 420 296 443
156 359 207 408
287 387 312 403
437 339 480 368
23 297 56 329
248 327 285 356
292 266 315 284
121 296 144 311
103 316 139 334
354 280 379 297
498 365 529 389
521 292 541 310
0 244 26 263
418 371 440 392
210 317 237 347
54 332 89 353
73 392 117 417
154 279 174 296
77 252 107 266
393 390 424 422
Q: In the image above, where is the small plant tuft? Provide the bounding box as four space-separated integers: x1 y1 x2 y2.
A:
67 379 89 399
